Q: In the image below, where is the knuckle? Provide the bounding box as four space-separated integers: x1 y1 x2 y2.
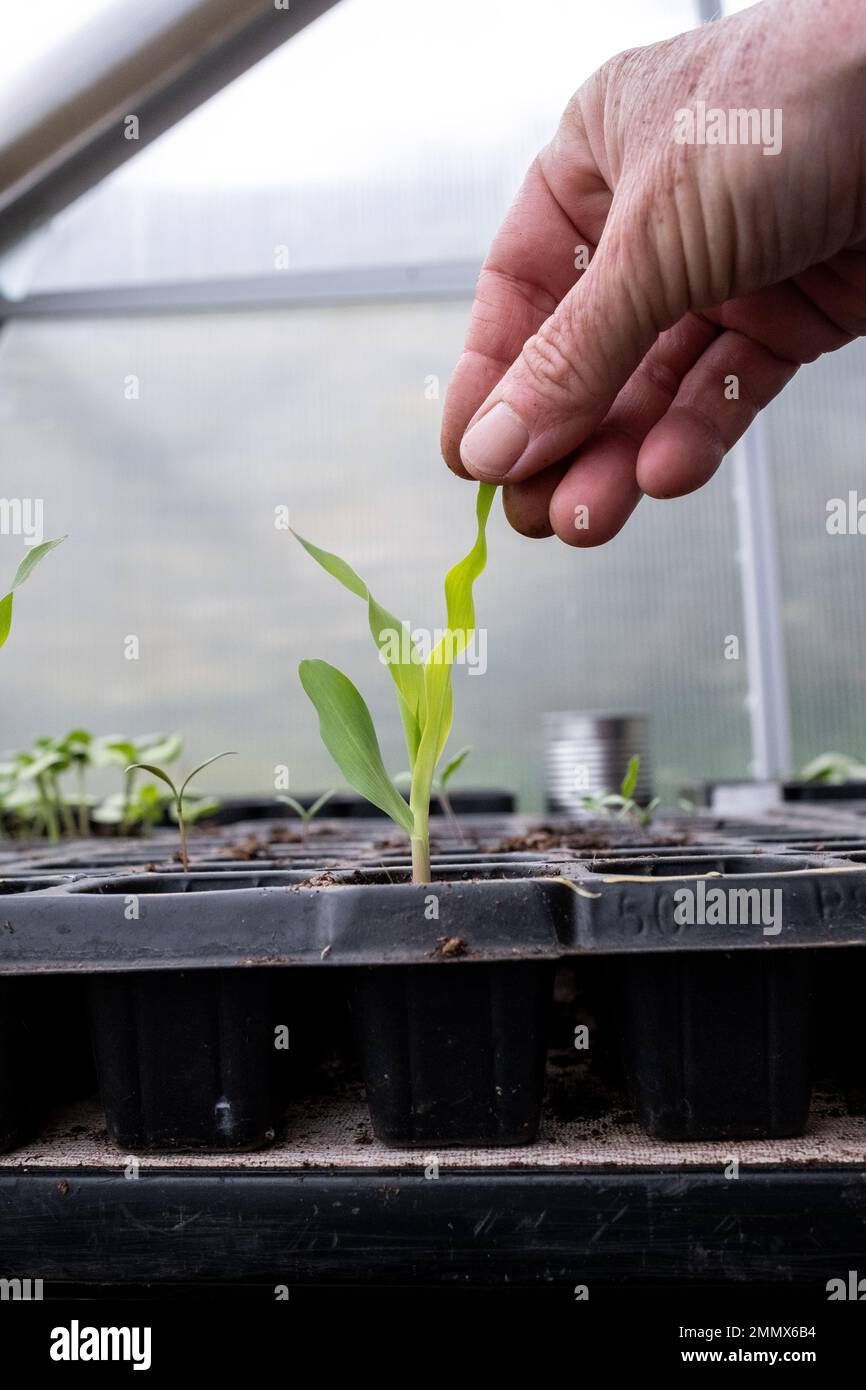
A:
519 319 597 408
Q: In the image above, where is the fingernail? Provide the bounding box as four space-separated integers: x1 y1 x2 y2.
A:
460 402 529 479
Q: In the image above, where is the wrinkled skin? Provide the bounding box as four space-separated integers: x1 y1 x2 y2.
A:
441 0 866 546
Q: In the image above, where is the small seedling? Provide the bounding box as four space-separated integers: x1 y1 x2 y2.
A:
582 754 660 829
59 730 95 836
294 483 495 884
0 537 65 651
95 783 171 835
799 751 866 785
276 790 336 824
125 751 236 871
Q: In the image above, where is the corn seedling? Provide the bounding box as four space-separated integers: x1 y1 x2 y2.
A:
294 483 495 884
125 751 236 871
582 754 660 829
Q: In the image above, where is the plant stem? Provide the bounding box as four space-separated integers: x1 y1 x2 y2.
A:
178 800 190 872
53 776 76 837
77 763 89 837
436 785 464 844
121 767 135 834
411 834 430 885
36 775 59 842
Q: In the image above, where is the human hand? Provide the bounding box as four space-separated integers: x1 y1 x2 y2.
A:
441 0 866 545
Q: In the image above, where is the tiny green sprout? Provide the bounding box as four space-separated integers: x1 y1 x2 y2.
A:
0 537 66 651
125 751 236 872
276 789 336 825
294 483 495 884
799 751 866 785
582 754 661 829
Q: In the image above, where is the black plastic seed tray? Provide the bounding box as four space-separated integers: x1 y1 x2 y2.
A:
1 809 866 1151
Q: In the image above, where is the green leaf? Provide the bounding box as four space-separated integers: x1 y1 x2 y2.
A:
276 794 309 820
638 797 661 828
91 795 127 825
799 751 861 785
299 659 414 833
10 537 66 591
138 732 183 765
439 745 471 789
92 737 137 768
179 751 236 801
291 533 368 600
172 796 220 825
621 754 640 800
18 749 67 780
0 594 12 651
0 537 64 652
417 483 496 785
292 529 425 763
126 762 179 801
306 789 336 819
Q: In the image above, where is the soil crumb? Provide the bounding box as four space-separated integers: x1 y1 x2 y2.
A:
432 935 467 958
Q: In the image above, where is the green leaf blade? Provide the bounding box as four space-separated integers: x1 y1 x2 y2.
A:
420 483 496 773
126 763 179 800
439 746 471 789
178 751 236 801
293 529 425 765
291 531 369 600
299 659 413 834
0 594 12 651
10 536 66 591
621 754 640 800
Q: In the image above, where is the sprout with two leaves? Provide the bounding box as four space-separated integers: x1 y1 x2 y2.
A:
293 483 495 885
125 751 236 871
582 754 660 829
276 789 336 825
799 751 866 785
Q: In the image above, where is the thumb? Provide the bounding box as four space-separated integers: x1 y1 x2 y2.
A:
458 211 670 484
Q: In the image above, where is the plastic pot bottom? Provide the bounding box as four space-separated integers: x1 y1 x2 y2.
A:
350 961 554 1147
619 951 814 1141
89 970 279 1152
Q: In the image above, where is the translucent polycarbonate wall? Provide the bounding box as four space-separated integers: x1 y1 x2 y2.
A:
0 302 750 807
760 341 866 774
7 0 698 294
